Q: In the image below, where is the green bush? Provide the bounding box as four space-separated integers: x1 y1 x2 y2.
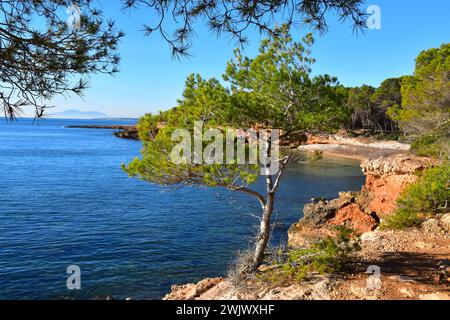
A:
376 132 401 141
260 227 360 283
381 209 421 230
383 163 450 229
410 134 449 158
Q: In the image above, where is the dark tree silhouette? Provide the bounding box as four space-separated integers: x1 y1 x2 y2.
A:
1 0 367 119
123 0 367 57
0 0 123 120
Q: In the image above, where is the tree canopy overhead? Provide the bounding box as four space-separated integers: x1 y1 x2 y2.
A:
0 0 123 120
124 0 367 57
1 0 367 120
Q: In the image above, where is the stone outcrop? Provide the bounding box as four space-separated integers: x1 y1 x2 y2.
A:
306 133 333 145
288 192 378 247
165 220 450 300
280 131 308 148
361 154 436 175
113 128 139 140
288 154 437 247
422 214 450 235
66 124 141 140
164 276 334 300
164 152 444 300
441 213 450 232
329 204 378 233
360 154 438 217
164 278 224 300
66 125 136 130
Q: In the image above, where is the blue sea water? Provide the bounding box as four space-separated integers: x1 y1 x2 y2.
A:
0 118 365 300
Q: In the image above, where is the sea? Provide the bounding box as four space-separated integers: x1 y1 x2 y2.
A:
0 118 365 299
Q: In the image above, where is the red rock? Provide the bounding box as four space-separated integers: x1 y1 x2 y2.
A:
306 133 333 145
163 278 223 300
362 174 418 217
288 154 437 247
328 204 378 234
288 224 336 247
360 154 438 218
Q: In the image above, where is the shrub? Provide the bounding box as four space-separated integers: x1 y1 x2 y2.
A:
410 134 449 158
376 132 401 141
383 163 450 229
259 227 360 284
226 249 256 288
381 209 421 230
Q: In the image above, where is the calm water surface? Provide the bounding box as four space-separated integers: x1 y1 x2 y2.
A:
0 118 365 299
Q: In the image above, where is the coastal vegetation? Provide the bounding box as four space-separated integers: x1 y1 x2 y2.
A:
381 44 449 229
389 43 450 158
0 0 367 120
125 28 349 272
345 78 402 134
383 163 450 229
125 25 449 275
257 227 361 285
342 44 449 155
2 1 448 300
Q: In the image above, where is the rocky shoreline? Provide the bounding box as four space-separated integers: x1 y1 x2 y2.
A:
300 133 410 160
287 154 438 246
164 152 449 300
66 125 410 160
65 125 139 140
65 125 449 300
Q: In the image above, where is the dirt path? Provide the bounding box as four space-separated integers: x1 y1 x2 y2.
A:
331 223 450 300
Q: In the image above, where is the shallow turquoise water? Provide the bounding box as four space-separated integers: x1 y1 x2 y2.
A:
0 118 365 299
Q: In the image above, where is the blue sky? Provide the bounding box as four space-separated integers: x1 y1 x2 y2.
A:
47 0 450 118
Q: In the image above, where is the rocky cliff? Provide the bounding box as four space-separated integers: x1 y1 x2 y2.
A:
164 219 450 300
359 154 438 218
288 154 437 247
164 153 449 300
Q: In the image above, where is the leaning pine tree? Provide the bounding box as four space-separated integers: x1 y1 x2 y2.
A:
124 28 349 272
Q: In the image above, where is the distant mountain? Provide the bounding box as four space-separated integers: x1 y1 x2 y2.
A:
51 109 109 119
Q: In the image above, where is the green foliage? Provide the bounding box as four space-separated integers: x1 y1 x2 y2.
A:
224 26 350 132
260 227 360 283
347 85 376 112
388 43 450 157
124 74 259 190
0 1 123 120
138 74 234 132
373 132 401 141
381 209 421 230
398 164 450 214
125 29 355 191
346 79 401 133
410 133 450 158
383 163 450 229
127 1 367 57
371 78 403 111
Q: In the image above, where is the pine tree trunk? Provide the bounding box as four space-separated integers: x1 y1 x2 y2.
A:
244 135 290 273
250 192 275 271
